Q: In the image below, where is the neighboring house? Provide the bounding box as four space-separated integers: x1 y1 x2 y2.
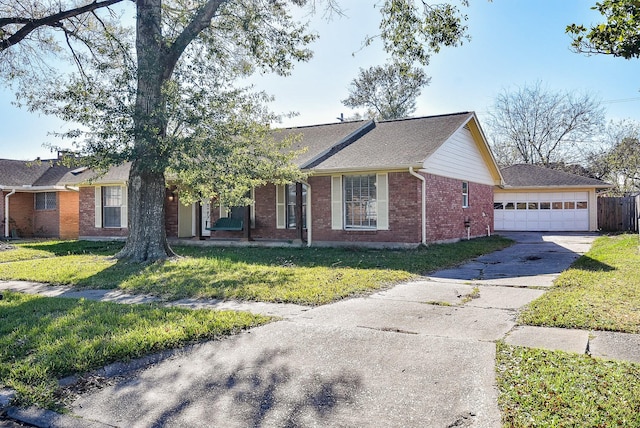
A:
494 164 611 232
72 111 504 246
0 157 80 239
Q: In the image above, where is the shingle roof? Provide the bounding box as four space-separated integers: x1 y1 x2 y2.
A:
501 164 610 188
309 112 474 171
0 159 74 188
59 162 131 185
275 120 371 167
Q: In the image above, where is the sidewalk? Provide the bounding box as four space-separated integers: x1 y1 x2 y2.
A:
1 232 639 427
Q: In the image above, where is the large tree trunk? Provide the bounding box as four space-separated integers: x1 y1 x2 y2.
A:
117 0 175 262
117 160 176 261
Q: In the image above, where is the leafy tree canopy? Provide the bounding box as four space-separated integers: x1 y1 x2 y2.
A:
567 0 640 59
0 0 472 261
341 63 431 120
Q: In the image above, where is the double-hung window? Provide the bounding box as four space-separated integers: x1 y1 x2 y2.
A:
35 192 56 210
286 184 307 229
462 181 469 208
102 186 123 228
344 175 377 229
331 173 388 231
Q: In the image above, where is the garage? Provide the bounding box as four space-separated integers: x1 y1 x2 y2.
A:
494 165 610 232
494 191 589 231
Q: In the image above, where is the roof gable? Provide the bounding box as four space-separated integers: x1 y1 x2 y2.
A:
501 164 611 188
309 112 474 171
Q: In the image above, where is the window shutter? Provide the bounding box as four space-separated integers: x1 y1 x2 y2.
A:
120 185 128 228
376 173 389 230
275 185 286 229
331 175 343 230
250 188 256 229
94 186 102 228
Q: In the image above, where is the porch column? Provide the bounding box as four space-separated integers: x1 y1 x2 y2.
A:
243 205 252 241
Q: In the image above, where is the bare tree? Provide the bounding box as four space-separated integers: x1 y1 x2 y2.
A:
589 119 640 195
487 82 605 167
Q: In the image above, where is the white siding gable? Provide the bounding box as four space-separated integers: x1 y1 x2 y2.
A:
422 125 495 185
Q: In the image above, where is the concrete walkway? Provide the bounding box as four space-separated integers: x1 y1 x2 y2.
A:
1 232 639 427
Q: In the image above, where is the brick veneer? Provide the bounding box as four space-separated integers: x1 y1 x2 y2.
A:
5 192 34 237
97 171 495 245
59 191 79 239
79 187 128 238
173 171 494 246
424 173 494 242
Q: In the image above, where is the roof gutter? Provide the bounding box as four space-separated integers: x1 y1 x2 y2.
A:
408 167 427 245
4 189 16 238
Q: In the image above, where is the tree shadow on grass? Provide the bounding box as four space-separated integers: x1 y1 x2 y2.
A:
19 240 124 256
570 255 615 272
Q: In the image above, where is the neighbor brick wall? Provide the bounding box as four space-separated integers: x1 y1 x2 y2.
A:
33 201 59 237
7 192 34 237
424 173 494 242
79 187 128 238
59 191 79 239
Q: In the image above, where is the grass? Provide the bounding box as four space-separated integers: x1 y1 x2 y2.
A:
0 291 270 410
0 236 512 305
519 234 640 333
496 342 640 427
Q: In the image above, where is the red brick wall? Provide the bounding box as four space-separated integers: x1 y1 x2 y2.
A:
424 173 494 242
33 198 59 238
7 192 34 237
309 173 422 244
59 191 79 239
79 187 128 238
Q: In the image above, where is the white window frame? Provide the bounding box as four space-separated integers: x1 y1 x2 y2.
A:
462 181 469 208
331 173 388 231
94 185 128 229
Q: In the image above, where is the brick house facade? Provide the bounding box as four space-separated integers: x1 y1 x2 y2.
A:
72 112 504 247
1 159 80 239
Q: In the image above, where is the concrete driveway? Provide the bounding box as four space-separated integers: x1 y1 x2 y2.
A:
11 232 597 427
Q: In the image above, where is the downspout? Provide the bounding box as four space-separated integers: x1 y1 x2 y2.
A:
4 189 16 238
408 167 426 245
302 181 312 247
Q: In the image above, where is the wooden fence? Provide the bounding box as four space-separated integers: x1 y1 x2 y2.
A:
598 196 640 232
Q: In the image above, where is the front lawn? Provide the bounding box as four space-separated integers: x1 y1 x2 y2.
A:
498 233 640 426
0 236 511 305
496 343 640 427
0 291 270 410
519 234 640 333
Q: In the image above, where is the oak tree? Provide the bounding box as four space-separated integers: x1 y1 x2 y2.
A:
1 0 471 262
567 0 640 59
342 63 431 120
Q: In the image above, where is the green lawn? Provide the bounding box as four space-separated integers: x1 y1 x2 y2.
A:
0 236 512 305
498 233 640 426
519 234 640 333
0 291 270 410
496 343 640 427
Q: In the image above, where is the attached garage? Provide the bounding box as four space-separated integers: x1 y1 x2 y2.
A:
495 165 611 232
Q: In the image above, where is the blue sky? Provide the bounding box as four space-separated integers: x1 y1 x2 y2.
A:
1 0 639 160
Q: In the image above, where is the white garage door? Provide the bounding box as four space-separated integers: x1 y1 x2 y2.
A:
494 192 590 231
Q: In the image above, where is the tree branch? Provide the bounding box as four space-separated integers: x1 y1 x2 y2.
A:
1 0 124 51
162 0 226 81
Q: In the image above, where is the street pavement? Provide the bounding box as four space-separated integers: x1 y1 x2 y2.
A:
2 232 639 427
